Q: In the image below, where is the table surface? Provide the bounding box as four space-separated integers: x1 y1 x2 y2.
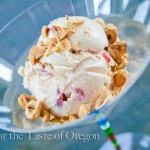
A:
0 0 149 150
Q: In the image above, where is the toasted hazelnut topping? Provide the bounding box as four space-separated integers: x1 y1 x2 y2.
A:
58 39 71 50
44 45 60 56
42 26 49 38
46 43 53 49
40 109 50 122
69 114 78 122
18 94 36 110
95 90 107 110
117 61 126 69
25 101 42 120
111 91 116 96
108 47 123 64
44 48 53 56
28 45 45 65
49 38 57 45
39 41 45 46
105 23 117 43
72 42 80 50
57 29 68 41
113 41 127 54
94 18 106 28
71 18 85 24
117 57 128 69
67 20 72 29
65 15 69 20
50 118 62 124
61 116 69 123
78 104 91 118
53 25 62 31
123 53 129 59
69 27 78 33
39 62 48 67
67 21 78 33
39 62 54 70
114 70 127 87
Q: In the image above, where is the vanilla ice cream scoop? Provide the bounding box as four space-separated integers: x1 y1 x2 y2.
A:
18 16 121 118
21 50 113 117
38 16 108 53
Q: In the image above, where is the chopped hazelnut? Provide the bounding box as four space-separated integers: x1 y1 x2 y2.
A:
95 90 107 110
28 45 45 65
105 23 117 43
18 94 36 110
58 39 71 50
114 70 127 87
25 101 42 120
50 118 62 124
42 26 49 38
78 104 91 118
40 109 50 122
94 18 106 28
69 114 78 122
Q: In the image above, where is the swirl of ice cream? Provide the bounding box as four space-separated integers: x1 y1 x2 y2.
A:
19 16 116 117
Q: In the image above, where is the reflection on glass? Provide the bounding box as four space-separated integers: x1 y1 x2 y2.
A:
0 61 13 82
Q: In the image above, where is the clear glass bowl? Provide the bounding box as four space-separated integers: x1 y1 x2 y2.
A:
0 0 149 133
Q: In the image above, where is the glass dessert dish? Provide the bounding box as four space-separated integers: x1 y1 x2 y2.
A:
0 0 149 146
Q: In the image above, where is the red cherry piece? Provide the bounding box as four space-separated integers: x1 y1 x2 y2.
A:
56 88 67 106
103 51 111 62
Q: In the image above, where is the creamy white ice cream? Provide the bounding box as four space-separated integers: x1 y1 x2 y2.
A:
38 16 108 53
19 16 115 117
21 51 113 117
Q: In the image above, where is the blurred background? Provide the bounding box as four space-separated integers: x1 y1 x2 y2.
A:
0 0 149 149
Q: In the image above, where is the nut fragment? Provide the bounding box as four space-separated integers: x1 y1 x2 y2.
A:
95 90 107 110
53 25 62 31
105 23 117 43
78 104 91 118
67 21 78 33
25 101 42 120
28 45 45 65
108 47 122 64
40 109 50 122
65 15 69 20
69 114 78 122
39 62 48 67
117 57 128 69
18 94 36 110
112 41 127 54
57 29 68 41
42 26 49 38
49 38 57 45
44 45 61 56
72 42 80 49
61 116 69 123
50 118 62 124
39 40 45 46
94 18 106 28
114 70 127 87
58 39 71 50
71 18 85 24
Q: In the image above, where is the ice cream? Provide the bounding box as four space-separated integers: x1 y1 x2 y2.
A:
18 16 128 123
39 16 108 52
